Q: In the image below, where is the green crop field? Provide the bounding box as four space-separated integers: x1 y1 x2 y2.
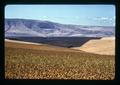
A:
5 41 115 80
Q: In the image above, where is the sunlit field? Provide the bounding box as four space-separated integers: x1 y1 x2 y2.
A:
5 41 115 80
5 5 115 80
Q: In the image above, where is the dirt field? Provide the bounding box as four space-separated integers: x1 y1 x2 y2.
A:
5 40 115 80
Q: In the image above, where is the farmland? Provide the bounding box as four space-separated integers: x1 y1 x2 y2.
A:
71 37 115 55
5 40 115 80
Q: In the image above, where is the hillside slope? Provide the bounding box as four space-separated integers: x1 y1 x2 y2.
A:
71 37 115 55
5 39 115 79
5 39 83 52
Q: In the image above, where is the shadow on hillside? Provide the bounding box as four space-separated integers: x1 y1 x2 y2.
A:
5 37 102 48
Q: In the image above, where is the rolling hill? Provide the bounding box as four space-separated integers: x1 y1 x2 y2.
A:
5 39 83 52
71 37 115 55
5 37 102 47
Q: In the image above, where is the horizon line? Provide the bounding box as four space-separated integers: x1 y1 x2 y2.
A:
5 18 115 27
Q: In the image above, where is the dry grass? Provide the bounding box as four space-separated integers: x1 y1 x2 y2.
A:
71 39 115 55
5 41 115 80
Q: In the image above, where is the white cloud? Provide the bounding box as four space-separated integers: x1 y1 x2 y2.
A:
112 22 115 26
101 17 109 20
43 16 48 18
113 16 115 19
92 16 115 26
93 16 115 21
109 18 113 21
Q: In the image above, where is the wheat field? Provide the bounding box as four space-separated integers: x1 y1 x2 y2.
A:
5 40 115 80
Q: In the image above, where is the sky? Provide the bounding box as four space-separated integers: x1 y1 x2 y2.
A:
5 5 115 26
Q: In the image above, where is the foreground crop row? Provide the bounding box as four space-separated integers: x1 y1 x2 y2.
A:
5 47 115 80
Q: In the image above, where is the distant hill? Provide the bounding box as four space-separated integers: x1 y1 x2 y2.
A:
5 18 115 37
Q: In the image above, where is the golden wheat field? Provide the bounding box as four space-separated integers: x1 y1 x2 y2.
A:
5 40 115 80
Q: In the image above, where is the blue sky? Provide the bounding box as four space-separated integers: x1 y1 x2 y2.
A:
5 5 115 26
